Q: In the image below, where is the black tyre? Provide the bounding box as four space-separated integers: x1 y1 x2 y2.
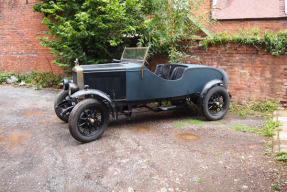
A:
201 86 230 121
54 90 70 123
69 99 109 143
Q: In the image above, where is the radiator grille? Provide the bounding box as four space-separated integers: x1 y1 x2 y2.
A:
72 72 77 84
84 72 126 100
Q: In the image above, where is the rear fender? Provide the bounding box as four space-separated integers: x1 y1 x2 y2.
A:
70 89 117 119
215 68 229 89
197 79 224 107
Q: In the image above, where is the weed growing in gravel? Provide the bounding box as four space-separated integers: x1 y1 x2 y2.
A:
214 152 222 156
272 184 281 191
209 121 224 125
265 149 273 156
261 119 286 163
231 119 280 137
265 150 287 163
232 125 248 132
252 100 278 114
265 141 273 147
228 103 238 112
276 152 287 162
239 110 248 117
262 119 280 137
173 122 187 129
205 148 211 151
231 125 259 133
229 100 278 117
187 119 203 126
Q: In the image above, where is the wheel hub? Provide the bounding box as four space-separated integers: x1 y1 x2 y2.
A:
88 118 95 125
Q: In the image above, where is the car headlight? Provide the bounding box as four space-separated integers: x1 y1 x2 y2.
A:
68 82 79 96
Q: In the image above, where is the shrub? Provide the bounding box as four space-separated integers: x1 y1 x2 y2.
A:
0 71 63 88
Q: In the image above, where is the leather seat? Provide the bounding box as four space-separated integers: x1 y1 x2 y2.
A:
170 67 186 80
154 65 172 79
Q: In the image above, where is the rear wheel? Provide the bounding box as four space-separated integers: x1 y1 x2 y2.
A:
69 99 109 143
202 86 230 121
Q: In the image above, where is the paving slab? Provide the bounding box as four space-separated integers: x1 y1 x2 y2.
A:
273 110 287 153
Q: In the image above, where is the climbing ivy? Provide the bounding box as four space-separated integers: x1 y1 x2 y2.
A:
263 30 287 56
201 28 287 57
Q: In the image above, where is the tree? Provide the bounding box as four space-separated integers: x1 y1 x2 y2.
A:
34 0 206 67
139 0 205 63
33 0 146 67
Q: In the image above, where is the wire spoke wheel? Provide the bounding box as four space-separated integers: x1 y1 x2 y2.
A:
202 86 230 121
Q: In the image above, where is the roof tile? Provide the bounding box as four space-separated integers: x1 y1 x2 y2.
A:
212 0 286 20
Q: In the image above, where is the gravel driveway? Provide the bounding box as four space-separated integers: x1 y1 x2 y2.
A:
0 85 286 191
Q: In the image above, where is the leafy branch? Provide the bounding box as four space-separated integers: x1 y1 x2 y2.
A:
33 0 209 66
201 28 287 57
138 0 206 63
33 0 146 67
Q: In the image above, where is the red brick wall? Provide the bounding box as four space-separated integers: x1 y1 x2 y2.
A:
0 0 63 75
209 19 287 35
149 42 287 104
1 0 286 76
189 42 287 104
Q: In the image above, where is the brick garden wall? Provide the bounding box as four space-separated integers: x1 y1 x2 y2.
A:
149 43 287 104
190 43 287 104
1 1 287 104
1 0 286 76
0 0 63 75
209 19 287 35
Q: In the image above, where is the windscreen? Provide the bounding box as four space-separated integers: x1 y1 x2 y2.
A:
121 47 149 65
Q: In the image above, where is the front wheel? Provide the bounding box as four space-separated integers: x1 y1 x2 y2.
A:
201 86 230 121
69 99 109 143
54 90 70 123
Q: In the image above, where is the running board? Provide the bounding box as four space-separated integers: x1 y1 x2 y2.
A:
119 105 180 117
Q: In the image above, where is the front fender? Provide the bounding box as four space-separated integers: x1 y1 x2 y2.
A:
197 79 224 107
70 89 117 119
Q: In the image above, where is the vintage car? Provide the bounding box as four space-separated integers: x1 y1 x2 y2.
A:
54 47 231 143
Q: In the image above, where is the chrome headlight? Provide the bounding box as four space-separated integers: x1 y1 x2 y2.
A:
68 83 79 96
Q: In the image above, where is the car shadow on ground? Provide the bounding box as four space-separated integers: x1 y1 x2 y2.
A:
108 107 205 129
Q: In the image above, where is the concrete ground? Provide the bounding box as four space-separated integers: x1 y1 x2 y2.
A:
273 110 287 153
0 85 286 192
